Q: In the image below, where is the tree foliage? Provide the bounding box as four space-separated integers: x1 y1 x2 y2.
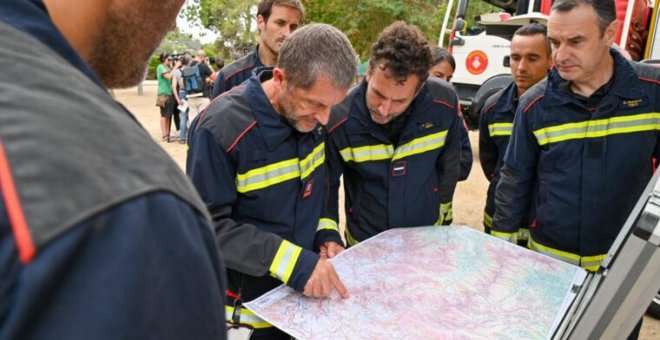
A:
187 0 503 60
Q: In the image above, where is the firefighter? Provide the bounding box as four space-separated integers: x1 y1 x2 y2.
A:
430 46 473 182
187 24 356 340
212 0 304 98
479 23 552 242
323 21 463 246
492 1 659 337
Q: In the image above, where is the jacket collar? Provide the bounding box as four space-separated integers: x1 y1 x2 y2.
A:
543 48 645 108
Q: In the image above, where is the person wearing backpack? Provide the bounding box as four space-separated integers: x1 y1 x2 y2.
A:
183 50 213 126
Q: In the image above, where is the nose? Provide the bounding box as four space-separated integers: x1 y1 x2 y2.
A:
517 58 528 72
314 107 332 126
553 44 567 64
378 100 393 116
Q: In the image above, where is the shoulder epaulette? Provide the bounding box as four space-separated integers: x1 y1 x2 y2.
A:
196 87 257 152
220 50 257 82
520 79 547 113
482 88 506 115
425 77 458 109
630 61 660 84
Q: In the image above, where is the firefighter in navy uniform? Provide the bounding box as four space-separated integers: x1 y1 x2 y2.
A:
479 23 552 244
492 2 660 338
187 24 356 339
322 22 462 246
0 0 227 339
212 0 304 98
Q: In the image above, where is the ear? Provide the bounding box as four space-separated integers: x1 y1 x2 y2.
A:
604 19 619 45
257 15 265 33
272 67 286 87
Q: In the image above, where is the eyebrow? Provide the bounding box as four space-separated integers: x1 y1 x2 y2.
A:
372 87 407 102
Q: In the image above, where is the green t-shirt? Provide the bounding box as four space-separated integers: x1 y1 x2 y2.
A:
156 64 172 95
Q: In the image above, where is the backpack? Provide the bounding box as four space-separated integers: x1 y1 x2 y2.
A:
181 65 204 95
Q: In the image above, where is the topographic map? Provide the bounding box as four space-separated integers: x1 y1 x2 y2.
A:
245 226 586 339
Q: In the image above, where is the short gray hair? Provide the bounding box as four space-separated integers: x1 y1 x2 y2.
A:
551 0 616 36
277 24 356 90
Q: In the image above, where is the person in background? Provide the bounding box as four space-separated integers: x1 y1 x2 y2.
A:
0 0 227 339
172 54 191 144
211 0 304 98
156 52 178 142
479 23 552 242
492 2 659 337
430 46 472 181
187 24 356 340
185 49 213 125
323 22 462 247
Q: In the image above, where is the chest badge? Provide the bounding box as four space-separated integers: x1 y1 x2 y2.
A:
392 161 407 177
620 98 646 109
302 179 315 199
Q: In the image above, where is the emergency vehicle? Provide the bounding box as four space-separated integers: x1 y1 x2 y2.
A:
439 0 660 127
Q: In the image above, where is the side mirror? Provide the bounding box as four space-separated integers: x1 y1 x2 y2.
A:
454 18 465 32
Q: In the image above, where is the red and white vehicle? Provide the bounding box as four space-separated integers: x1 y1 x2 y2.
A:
440 0 659 127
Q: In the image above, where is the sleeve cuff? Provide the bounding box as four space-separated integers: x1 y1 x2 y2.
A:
268 239 319 292
314 218 344 250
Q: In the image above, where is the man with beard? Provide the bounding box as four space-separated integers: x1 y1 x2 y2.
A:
491 1 659 337
212 0 304 98
322 21 462 246
0 0 227 339
187 24 356 340
479 23 552 242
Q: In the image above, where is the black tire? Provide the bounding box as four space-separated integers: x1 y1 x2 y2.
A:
647 292 660 319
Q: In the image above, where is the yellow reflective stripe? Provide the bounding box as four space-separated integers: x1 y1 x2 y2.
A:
518 227 530 241
225 306 271 329
534 112 660 146
528 237 605 271
393 131 448 161
299 142 325 180
236 158 299 193
317 218 339 233
269 240 302 284
339 144 394 163
345 226 359 247
490 230 518 243
488 122 513 137
483 212 493 228
435 201 453 225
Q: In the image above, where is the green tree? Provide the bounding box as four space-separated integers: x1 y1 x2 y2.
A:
185 0 259 58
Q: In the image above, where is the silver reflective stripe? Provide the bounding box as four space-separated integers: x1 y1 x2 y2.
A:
235 159 299 193
269 240 301 283
393 131 447 160
339 144 394 163
534 113 660 146
488 122 513 137
225 306 270 328
317 218 339 232
300 142 325 180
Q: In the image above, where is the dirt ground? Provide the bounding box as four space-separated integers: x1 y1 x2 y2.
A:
115 81 659 339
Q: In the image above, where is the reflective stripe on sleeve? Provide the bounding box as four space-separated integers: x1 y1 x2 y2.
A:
269 239 302 284
483 211 493 228
528 237 605 271
235 158 299 193
345 226 360 247
300 142 325 180
534 112 660 146
488 122 513 137
490 230 518 243
317 218 339 233
339 144 394 163
393 131 448 161
225 306 271 329
434 201 453 225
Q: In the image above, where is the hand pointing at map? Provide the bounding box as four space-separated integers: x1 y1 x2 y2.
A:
303 259 348 298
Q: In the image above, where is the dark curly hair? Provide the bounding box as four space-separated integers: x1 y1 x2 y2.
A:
369 21 431 85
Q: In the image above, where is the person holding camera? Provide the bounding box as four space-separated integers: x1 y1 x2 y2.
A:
156 52 180 142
